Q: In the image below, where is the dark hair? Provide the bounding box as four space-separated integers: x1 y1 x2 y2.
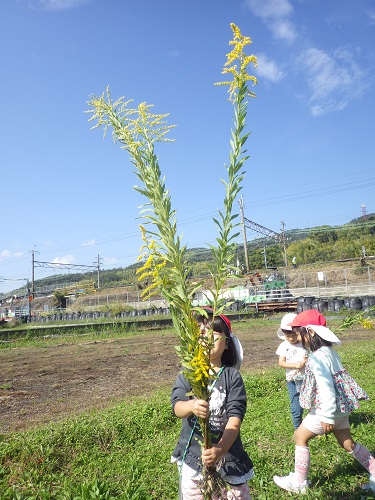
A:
298 326 332 352
196 313 237 367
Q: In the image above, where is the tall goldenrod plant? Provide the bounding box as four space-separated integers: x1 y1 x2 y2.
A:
87 23 257 499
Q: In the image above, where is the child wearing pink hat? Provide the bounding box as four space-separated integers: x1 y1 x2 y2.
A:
276 313 308 429
273 310 375 494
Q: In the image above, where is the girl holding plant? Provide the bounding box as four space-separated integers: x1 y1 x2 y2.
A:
88 22 257 499
171 310 254 500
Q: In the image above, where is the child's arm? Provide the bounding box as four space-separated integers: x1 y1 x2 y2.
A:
278 355 306 370
174 399 209 419
172 373 210 419
202 416 241 467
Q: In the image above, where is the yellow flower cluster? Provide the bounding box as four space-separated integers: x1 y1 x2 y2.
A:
359 317 374 330
136 225 167 299
125 102 175 148
87 88 175 155
215 23 258 102
190 345 210 385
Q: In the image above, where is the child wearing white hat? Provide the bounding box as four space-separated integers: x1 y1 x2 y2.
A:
276 313 308 430
273 310 375 495
172 310 253 500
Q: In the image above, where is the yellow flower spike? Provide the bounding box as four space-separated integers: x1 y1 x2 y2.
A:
214 23 258 102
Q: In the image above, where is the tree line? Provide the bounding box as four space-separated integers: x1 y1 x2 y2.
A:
24 214 375 294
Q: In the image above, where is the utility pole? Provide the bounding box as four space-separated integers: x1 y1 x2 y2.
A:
239 195 250 273
280 221 288 267
94 254 103 290
30 248 40 298
26 279 32 322
31 249 35 297
262 246 267 269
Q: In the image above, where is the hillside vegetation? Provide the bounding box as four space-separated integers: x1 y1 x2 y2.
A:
3 215 375 298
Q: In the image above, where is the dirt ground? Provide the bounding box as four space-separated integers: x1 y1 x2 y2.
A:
0 321 373 433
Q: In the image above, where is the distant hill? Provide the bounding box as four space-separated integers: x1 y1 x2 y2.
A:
2 214 374 298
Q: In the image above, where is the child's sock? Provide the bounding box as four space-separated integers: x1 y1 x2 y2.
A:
350 443 375 476
295 445 310 483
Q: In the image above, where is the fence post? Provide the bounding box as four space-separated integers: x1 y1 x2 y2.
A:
368 266 371 284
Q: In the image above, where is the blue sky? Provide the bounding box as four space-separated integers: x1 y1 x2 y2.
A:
1 0 375 294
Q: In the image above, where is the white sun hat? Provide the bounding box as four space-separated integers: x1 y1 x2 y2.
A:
231 333 244 370
288 310 342 345
277 313 297 339
306 325 342 345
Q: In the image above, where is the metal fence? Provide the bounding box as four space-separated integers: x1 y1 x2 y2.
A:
66 290 167 310
284 266 374 289
36 266 375 312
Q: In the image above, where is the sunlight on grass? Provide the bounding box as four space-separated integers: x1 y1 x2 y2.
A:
0 338 374 499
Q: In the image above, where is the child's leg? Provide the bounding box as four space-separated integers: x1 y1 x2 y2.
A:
335 427 375 476
351 443 375 476
273 421 316 492
180 475 203 500
224 482 251 500
181 476 252 500
287 381 304 430
294 424 316 482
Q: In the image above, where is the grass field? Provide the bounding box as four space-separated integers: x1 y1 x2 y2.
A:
0 332 374 499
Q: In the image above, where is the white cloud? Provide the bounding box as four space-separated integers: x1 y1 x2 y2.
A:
269 19 296 44
0 250 24 263
81 239 96 247
27 0 91 11
366 10 375 24
245 0 370 116
255 53 286 82
244 0 297 43
51 254 75 264
245 0 292 19
0 250 12 259
299 47 368 116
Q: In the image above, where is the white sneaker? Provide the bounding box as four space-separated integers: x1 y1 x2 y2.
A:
362 474 375 492
273 472 308 494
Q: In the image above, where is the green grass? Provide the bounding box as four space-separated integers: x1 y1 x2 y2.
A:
0 322 174 350
0 340 374 499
